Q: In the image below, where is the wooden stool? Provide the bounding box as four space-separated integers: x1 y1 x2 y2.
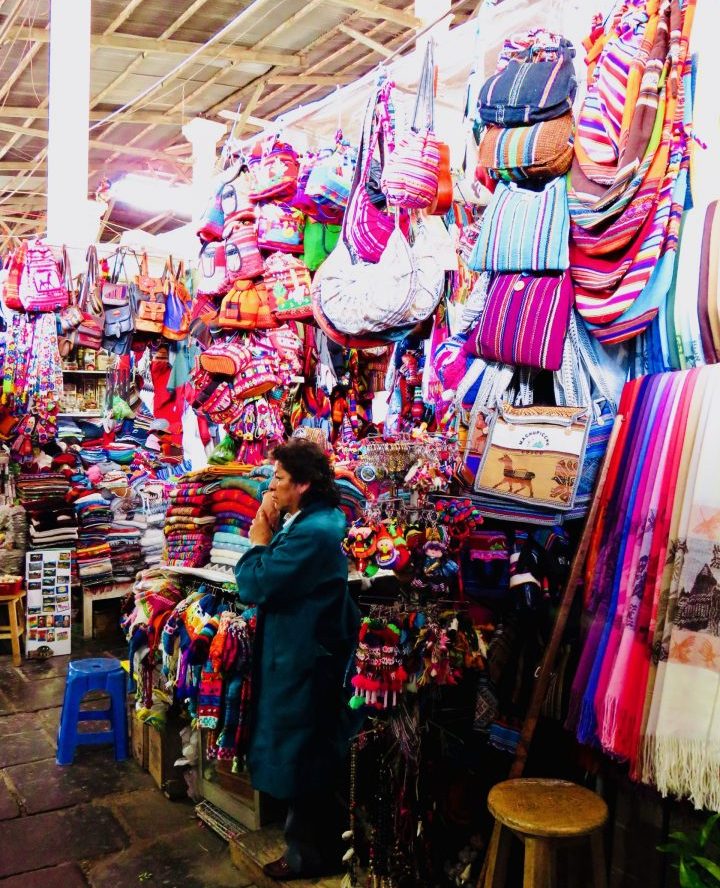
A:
484 778 608 888
0 591 25 667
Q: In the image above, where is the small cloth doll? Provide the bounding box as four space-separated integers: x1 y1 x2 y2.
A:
343 519 378 575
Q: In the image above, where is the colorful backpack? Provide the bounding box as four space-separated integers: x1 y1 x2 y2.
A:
19 240 68 312
256 203 305 254
162 259 192 341
248 136 299 203
218 279 275 330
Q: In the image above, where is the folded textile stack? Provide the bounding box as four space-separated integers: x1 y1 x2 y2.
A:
57 418 83 443
18 472 78 550
164 479 216 567
76 542 114 588
206 475 266 572
107 522 144 582
73 491 114 587
0 505 27 575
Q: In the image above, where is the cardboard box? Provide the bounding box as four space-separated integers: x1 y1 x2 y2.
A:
130 710 149 770
148 720 187 800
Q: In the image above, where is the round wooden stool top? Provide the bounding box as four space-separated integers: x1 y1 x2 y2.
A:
488 779 608 839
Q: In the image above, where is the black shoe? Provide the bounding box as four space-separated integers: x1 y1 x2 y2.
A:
262 856 304 881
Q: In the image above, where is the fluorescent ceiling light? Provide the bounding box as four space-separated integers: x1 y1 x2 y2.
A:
109 173 192 216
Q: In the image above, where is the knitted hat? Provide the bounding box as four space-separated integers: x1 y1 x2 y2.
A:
196 187 225 244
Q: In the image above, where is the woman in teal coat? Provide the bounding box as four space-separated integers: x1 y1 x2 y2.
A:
235 438 359 881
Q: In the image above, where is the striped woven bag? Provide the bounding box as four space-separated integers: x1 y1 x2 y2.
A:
381 40 441 210
469 176 570 273
478 112 574 182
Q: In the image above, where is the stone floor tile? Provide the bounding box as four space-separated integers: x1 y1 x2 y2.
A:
0 712 38 739
0 690 17 716
0 730 55 768
0 805 128 878
0 861 88 887
7 755 154 815
0 667 28 698
0 779 19 820
109 788 196 840
86 823 253 888
17 655 70 682
11 677 66 713
36 706 62 735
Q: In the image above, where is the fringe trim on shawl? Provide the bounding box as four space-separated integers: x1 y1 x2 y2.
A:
653 736 720 811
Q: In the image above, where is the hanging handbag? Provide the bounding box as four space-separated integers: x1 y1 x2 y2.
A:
302 220 341 271
218 279 274 330
58 247 83 333
345 81 408 263
162 258 191 341
19 240 68 312
264 252 313 321
477 35 577 126
469 176 570 272
474 403 590 510
134 253 166 334
256 202 305 253
305 133 357 211
66 246 104 351
381 40 442 210
101 249 133 308
313 214 449 338
3 243 26 311
224 218 264 280
478 111 575 182
467 271 573 370
135 251 164 296
135 292 165 334
248 135 299 203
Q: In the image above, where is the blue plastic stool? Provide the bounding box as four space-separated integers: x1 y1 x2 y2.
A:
56 658 128 766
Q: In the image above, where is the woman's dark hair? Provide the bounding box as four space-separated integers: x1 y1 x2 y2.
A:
272 438 340 508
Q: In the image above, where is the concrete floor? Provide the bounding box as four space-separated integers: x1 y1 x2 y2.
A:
0 637 259 888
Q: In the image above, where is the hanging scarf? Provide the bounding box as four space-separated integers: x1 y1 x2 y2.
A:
598 372 683 756
648 370 720 808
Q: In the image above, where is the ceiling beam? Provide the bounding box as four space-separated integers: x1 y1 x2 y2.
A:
324 0 421 29
87 0 215 184
0 121 191 163
0 161 47 171
0 107 197 125
103 0 146 33
267 74 354 86
5 26 301 67
90 0 286 131
336 23 394 57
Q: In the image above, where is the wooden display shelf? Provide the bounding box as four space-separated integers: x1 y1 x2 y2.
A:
58 411 104 418
160 564 237 586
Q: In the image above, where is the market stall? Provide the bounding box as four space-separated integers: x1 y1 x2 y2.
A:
1 0 718 884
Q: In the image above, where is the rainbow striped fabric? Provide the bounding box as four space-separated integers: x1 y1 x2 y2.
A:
568 0 697 339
